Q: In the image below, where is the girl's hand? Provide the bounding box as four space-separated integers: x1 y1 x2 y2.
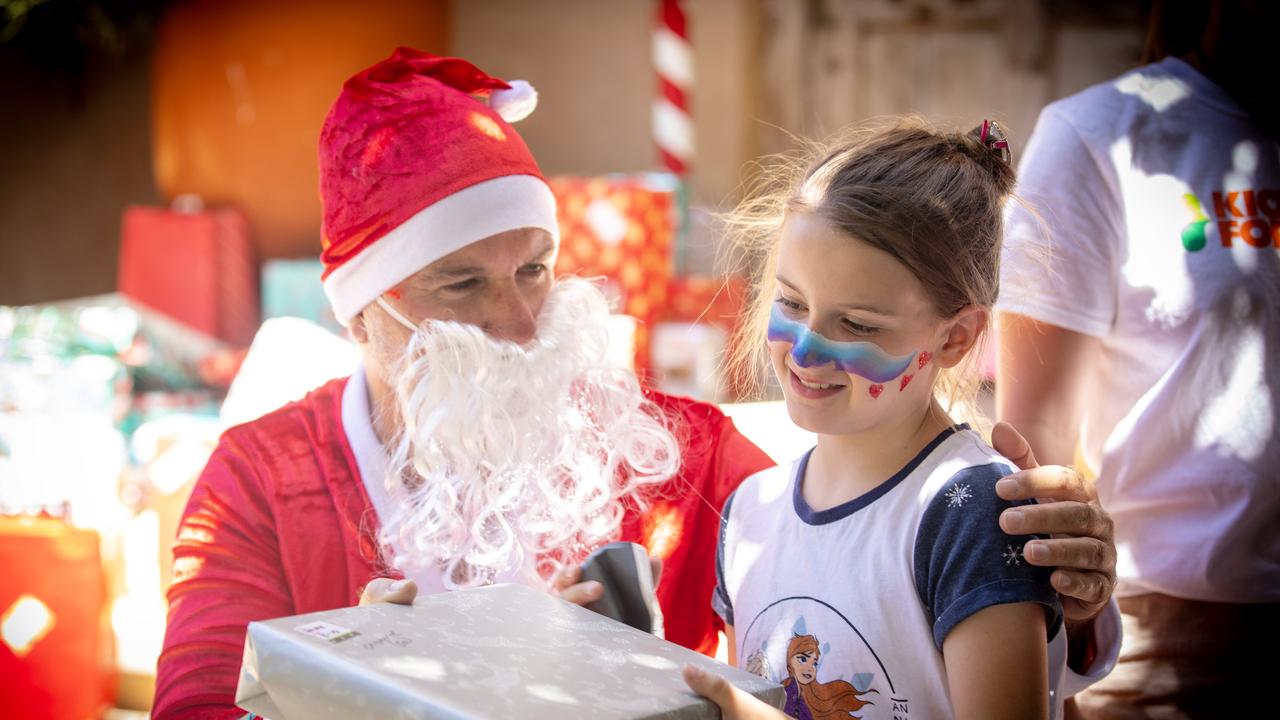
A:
991 422 1117 624
682 664 788 720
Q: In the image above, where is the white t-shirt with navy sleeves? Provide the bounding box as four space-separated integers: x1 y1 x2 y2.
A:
713 425 1066 720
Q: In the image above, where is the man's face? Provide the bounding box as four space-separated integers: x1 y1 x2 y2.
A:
354 227 556 373
366 271 680 590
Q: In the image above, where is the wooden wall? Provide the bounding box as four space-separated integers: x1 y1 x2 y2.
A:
754 0 1144 158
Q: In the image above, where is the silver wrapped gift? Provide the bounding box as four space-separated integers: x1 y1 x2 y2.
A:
236 582 783 719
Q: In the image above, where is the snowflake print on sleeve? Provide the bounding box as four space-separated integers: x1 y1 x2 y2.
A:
914 463 1063 649
1002 543 1024 566
944 483 972 508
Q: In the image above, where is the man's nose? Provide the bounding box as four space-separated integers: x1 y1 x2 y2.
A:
482 285 538 345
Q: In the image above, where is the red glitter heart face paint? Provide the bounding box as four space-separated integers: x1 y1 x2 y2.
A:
869 384 885 399
900 374 913 391
917 351 933 369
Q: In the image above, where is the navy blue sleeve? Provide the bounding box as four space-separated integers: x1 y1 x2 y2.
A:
913 463 1063 649
711 491 736 626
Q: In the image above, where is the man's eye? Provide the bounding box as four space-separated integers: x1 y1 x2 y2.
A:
519 263 547 277
443 278 481 292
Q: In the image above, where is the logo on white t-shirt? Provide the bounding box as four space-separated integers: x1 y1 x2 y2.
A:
1181 188 1279 251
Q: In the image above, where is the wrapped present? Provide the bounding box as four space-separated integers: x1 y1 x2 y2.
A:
118 205 260 346
650 323 726 401
0 293 228 520
0 292 231 393
0 515 112 720
659 275 753 400
662 275 747 331
550 175 679 378
237 582 782 719
260 258 344 336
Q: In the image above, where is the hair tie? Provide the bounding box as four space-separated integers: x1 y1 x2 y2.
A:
979 119 1011 164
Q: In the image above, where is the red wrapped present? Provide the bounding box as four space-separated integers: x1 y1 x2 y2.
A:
0 515 112 720
663 275 747 330
661 275 754 400
118 206 259 346
550 176 676 378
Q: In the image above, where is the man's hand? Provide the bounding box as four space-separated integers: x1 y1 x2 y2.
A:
683 664 787 720
552 557 663 607
359 577 418 606
358 556 663 610
991 422 1117 624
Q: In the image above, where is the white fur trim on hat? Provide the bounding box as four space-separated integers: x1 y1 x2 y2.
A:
490 80 538 123
323 174 560 325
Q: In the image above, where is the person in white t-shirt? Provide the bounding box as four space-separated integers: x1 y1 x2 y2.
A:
681 117 1106 720
996 1 1278 716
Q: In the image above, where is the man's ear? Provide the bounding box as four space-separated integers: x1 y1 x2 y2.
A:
935 306 988 369
349 311 370 345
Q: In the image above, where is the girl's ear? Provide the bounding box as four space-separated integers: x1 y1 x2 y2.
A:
935 306 988 369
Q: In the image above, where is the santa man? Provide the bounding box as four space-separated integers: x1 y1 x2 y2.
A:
153 48 1120 719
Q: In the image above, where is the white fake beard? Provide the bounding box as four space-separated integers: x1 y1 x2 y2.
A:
379 277 681 590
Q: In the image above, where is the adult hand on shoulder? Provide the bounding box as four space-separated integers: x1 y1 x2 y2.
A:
991 421 1117 625
683 665 788 720
359 577 418 606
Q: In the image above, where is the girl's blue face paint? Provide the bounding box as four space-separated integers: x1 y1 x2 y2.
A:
767 304 915 384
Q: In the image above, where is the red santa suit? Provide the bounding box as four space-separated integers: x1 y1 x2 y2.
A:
152 371 772 719
152 47 777 718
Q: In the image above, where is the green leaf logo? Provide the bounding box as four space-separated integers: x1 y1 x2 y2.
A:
1180 194 1209 252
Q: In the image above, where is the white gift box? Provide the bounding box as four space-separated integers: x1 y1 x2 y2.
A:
236 582 783 719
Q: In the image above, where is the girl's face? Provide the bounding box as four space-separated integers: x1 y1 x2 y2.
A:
768 211 957 436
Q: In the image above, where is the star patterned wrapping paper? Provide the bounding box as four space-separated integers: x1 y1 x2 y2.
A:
237 582 783 719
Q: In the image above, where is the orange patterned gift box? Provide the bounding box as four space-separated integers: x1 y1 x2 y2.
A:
550 176 676 379
663 275 747 331
662 275 752 399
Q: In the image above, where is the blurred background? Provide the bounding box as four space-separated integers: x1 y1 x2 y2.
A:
0 0 1149 716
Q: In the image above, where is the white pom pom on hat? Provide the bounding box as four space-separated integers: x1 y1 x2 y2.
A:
489 79 538 123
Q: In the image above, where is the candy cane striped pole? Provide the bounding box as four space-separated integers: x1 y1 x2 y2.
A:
653 0 693 176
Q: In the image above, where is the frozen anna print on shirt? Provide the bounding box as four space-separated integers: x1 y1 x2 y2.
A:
740 607 905 720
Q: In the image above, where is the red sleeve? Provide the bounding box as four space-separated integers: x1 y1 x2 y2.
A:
630 393 776 655
703 414 775 640
152 432 293 720
709 415 776 517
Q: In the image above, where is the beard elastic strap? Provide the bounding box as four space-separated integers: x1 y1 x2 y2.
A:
376 295 421 333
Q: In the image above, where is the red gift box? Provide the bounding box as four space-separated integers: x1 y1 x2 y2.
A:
550 177 676 378
662 275 754 399
118 206 259 346
0 516 112 720
663 275 747 330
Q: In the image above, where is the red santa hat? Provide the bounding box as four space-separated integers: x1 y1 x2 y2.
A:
318 47 558 325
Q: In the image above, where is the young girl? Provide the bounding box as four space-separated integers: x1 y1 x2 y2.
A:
684 119 1064 719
